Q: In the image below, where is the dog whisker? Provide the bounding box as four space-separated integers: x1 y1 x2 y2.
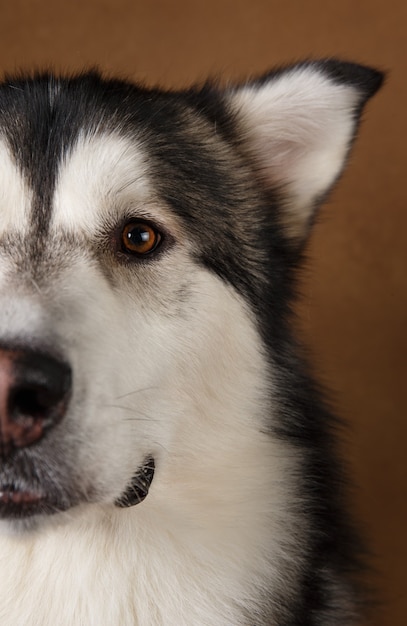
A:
29 277 43 296
122 417 161 423
104 404 162 423
115 386 159 400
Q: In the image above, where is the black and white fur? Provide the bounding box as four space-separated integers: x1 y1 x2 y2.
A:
0 60 382 625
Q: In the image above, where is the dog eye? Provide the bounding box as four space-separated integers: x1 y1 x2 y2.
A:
121 221 162 256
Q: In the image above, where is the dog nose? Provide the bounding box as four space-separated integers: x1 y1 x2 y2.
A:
0 348 72 456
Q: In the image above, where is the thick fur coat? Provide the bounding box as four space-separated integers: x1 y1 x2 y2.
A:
0 60 382 625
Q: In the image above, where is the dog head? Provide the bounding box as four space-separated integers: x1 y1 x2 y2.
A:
0 61 382 530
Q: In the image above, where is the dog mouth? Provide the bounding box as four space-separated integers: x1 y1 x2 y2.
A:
0 456 155 520
0 487 44 505
0 482 62 519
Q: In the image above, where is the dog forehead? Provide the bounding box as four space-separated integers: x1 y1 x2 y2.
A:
51 132 152 234
0 138 31 235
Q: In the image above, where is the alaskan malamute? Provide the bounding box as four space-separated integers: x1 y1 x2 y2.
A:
0 60 382 625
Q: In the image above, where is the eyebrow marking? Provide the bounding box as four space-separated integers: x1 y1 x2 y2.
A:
52 132 152 236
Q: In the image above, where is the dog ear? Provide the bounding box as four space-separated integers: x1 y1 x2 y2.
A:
227 60 383 245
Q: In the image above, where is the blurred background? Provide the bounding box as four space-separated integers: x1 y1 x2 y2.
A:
0 1 405 624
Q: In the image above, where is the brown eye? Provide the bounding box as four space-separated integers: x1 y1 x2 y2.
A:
121 222 162 256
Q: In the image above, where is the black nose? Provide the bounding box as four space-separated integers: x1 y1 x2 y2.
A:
0 348 72 457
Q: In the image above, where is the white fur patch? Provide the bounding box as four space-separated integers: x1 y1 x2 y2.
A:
52 132 156 233
231 67 361 239
0 139 30 235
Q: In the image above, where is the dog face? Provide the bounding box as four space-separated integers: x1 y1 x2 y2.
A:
0 62 382 531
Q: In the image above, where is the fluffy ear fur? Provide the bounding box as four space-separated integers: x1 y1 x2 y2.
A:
227 60 383 244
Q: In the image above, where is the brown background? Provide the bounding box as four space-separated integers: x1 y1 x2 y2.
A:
0 1 405 624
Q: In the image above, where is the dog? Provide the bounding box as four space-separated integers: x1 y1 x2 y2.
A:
0 60 382 625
